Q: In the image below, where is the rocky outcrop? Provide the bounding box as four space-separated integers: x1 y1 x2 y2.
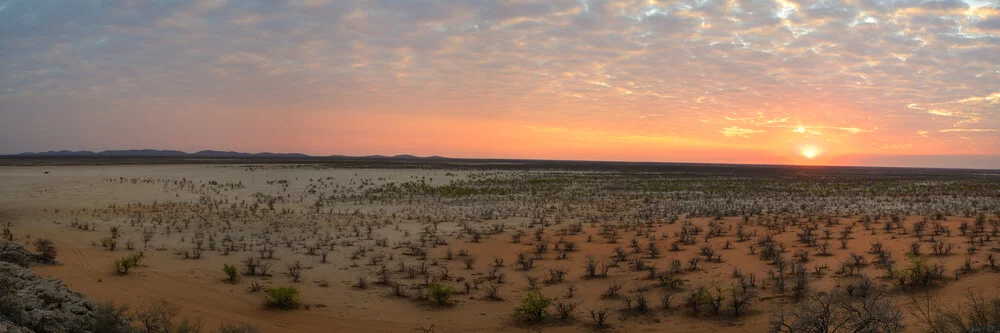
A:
0 319 36 333
0 241 94 333
0 241 44 267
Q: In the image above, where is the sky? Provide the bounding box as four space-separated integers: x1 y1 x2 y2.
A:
1 0 998 168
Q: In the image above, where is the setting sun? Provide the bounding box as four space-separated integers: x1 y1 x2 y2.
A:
801 146 821 159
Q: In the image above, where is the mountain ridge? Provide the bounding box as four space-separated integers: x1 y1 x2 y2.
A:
12 149 439 159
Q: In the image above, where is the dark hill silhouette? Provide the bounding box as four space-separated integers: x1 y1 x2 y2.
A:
15 149 424 159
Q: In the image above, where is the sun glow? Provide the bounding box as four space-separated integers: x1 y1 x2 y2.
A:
801 146 820 159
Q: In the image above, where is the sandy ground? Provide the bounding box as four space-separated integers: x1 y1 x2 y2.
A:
1 164 998 332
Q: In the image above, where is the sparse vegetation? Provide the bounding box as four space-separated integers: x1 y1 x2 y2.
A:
33 238 57 263
512 290 553 323
770 289 903 333
265 286 300 309
425 281 453 305
223 264 239 283
114 254 142 275
7 163 1000 333
910 293 1000 333
90 301 133 333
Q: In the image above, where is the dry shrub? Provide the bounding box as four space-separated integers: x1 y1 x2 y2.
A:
33 238 57 262
910 293 1000 333
770 289 903 333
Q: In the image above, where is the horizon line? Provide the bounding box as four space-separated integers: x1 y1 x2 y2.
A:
4 148 999 172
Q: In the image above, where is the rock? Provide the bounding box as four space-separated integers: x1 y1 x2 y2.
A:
0 242 44 267
0 320 37 333
0 241 95 333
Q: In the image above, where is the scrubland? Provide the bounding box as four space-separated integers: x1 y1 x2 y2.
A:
1 163 999 332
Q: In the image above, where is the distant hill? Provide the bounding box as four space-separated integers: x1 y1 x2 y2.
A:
190 150 310 158
13 149 434 159
5 149 998 172
18 149 187 157
16 150 98 156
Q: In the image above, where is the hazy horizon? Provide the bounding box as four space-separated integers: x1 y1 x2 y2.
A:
5 147 999 169
2 0 998 169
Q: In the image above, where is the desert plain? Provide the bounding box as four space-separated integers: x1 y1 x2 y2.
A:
1 160 999 332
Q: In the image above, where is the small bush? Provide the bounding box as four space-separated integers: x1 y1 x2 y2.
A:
265 286 300 309
114 256 137 274
425 281 453 305
897 255 944 288
223 264 240 283
589 307 611 327
771 290 902 332
354 277 368 289
391 282 406 297
101 237 118 251
512 290 553 323
34 238 57 262
134 299 180 333
911 293 1000 333
484 284 502 300
553 300 580 320
89 301 132 333
249 280 264 292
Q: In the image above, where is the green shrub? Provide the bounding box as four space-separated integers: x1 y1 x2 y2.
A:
513 290 553 322
112 253 143 274
101 237 118 251
223 264 239 283
89 301 133 333
114 257 134 274
265 286 300 309
895 255 942 288
425 281 453 305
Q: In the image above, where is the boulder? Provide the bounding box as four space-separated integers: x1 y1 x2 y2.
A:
0 241 94 333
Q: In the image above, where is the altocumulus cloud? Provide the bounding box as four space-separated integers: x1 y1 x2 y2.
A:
0 0 997 161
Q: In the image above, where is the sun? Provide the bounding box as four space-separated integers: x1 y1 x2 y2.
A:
800 146 820 159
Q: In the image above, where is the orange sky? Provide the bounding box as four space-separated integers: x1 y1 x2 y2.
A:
0 0 998 168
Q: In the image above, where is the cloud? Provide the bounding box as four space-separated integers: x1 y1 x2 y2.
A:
957 92 1000 104
909 92 997 128
919 128 998 139
0 0 997 162
724 113 789 125
979 17 1000 31
721 127 768 137
939 129 998 133
778 125 873 134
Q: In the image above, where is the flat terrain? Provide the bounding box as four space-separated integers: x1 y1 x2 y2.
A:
1 162 999 332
